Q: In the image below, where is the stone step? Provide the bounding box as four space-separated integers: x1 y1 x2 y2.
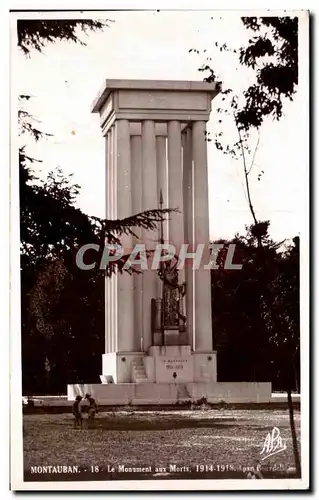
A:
132 360 144 367
134 370 146 376
131 358 148 383
177 384 190 400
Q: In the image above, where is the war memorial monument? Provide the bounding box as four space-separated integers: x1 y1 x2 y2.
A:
68 79 271 405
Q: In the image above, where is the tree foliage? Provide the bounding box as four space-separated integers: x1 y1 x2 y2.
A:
191 16 298 236
212 226 299 391
193 16 298 130
17 19 110 55
238 17 298 128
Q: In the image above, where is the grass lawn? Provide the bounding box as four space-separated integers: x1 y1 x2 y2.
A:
23 408 301 481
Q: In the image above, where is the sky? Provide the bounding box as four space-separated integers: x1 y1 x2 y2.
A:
14 10 308 242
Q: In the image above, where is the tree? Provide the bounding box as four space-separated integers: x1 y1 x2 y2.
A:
212 228 301 477
190 13 300 382
211 223 292 384
192 16 298 130
198 18 300 474
18 20 171 273
211 230 300 388
190 16 298 240
264 236 301 476
238 16 298 129
26 256 105 393
17 19 111 55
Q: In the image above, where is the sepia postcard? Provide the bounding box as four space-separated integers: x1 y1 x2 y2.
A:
10 7 310 491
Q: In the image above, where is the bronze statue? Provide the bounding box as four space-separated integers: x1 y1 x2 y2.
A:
158 254 186 330
151 190 187 345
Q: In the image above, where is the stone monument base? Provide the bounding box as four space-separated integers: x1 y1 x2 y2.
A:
67 345 272 404
100 345 217 384
67 381 272 405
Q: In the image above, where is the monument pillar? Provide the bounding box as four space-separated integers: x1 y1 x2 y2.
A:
141 120 158 352
182 127 194 349
111 125 118 353
192 120 213 352
167 121 183 247
156 134 168 299
106 126 117 355
105 133 110 354
131 133 143 352
156 135 168 234
115 119 135 353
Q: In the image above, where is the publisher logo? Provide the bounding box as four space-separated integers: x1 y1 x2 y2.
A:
260 427 287 461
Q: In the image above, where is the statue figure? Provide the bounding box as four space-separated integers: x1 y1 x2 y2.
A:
158 254 186 331
151 190 187 346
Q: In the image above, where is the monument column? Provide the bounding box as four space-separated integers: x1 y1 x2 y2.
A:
156 135 168 214
105 131 111 354
131 133 143 351
167 120 187 344
111 125 118 352
115 119 135 352
167 121 183 247
141 120 158 351
156 134 168 297
192 120 213 352
183 127 194 349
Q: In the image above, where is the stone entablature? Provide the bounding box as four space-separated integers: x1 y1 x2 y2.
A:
92 80 220 136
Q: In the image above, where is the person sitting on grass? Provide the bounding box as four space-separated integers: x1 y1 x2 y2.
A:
72 395 83 429
85 393 98 428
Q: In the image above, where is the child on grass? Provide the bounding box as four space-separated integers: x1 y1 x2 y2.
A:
85 393 98 428
72 395 83 429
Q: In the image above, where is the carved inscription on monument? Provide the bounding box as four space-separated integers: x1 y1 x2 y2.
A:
165 359 188 371
154 356 194 383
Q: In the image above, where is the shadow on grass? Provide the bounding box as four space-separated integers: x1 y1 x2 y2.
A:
50 416 269 432
23 401 301 415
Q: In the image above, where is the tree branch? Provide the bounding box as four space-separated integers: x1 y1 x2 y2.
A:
234 113 259 228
